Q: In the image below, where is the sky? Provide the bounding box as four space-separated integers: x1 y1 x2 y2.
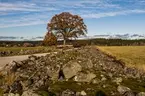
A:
0 0 145 37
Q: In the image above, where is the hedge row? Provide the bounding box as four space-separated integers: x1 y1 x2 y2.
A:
0 38 145 47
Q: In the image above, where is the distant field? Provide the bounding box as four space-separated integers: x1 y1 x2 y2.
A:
98 46 145 70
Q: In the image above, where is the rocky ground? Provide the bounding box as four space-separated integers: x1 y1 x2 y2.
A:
0 53 49 70
0 46 145 96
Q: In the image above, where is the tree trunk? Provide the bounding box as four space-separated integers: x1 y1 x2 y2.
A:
63 39 66 46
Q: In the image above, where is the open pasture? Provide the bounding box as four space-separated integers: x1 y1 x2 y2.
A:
98 46 145 70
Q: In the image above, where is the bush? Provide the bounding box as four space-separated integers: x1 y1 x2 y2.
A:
72 40 87 47
23 43 34 47
43 32 57 46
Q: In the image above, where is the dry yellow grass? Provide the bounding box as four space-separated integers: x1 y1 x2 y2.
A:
98 46 145 70
5 73 17 86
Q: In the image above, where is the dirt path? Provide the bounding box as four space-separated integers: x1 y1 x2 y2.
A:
0 53 49 70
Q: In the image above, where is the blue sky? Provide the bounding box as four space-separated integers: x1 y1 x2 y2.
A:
0 0 145 36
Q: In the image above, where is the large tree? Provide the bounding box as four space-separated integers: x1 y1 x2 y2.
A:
47 12 87 45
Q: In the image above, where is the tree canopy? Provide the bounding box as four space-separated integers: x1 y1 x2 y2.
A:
47 12 87 45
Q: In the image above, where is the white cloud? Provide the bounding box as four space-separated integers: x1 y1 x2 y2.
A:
0 12 52 28
0 0 145 28
0 21 46 28
0 2 57 12
81 9 145 18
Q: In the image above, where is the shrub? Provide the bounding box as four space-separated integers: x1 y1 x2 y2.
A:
23 43 34 47
72 40 87 47
43 32 57 46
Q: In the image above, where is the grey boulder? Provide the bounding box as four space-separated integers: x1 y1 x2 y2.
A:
63 61 82 79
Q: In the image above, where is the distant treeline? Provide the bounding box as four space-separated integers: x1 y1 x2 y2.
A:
0 38 145 47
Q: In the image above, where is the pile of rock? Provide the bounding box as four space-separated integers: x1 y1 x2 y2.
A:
0 51 13 56
0 46 145 96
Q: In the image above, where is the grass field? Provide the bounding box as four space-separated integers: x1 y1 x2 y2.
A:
98 46 145 70
0 46 57 53
0 46 57 56
0 46 47 51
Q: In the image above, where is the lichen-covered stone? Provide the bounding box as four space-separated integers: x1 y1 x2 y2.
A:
117 85 131 95
63 61 82 79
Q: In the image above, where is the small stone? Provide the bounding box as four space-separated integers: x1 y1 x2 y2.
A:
78 61 82 63
86 59 93 68
123 91 136 96
92 78 101 84
8 93 20 96
80 90 87 96
110 91 115 95
22 90 40 96
3 61 18 73
117 85 131 94
35 80 44 88
100 74 104 77
103 85 106 88
74 72 96 82
101 77 107 81
28 55 37 61
53 52 58 54
61 89 75 96
113 77 123 85
8 93 15 96
108 73 113 78
86 88 94 91
76 92 81 96
99 63 103 66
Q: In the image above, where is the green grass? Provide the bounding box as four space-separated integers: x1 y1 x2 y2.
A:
121 78 145 92
0 46 48 52
0 46 57 56
98 46 145 70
